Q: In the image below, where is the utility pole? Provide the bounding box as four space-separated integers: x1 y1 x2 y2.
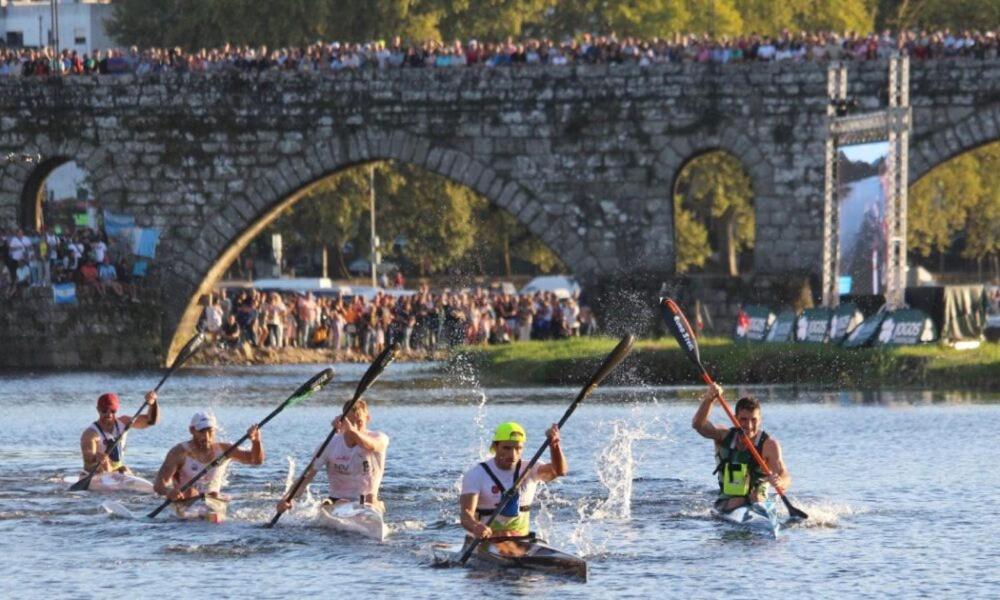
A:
369 164 378 288
50 0 59 54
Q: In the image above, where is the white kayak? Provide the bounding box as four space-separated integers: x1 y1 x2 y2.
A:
316 501 388 542
68 472 155 494
172 495 229 523
712 500 781 537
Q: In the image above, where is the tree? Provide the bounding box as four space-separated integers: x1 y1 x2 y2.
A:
673 203 711 273
673 152 755 276
265 163 385 277
908 153 981 266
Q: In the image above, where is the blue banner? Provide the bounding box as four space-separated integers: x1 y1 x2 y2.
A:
52 283 77 305
131 228 160 258
103 211 136 237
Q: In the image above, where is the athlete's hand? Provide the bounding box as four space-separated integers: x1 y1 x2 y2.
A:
145 390 157 405
95 452 113 473
546 423 561 446
247 424 261 442
276 499 293 513
702 383 723 403
766 472 782 489
471 522 493 539
167 487 189 502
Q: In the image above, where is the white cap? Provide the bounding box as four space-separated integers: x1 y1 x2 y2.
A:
190 411 217 431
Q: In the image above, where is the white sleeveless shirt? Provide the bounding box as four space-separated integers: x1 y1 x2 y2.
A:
175 442 230 494
86 420 128 467
311 430 388 500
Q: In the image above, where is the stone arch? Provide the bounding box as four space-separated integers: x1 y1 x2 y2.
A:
655 127 773 274
910 106 1000 184
0 141 128 230
163 129 580 362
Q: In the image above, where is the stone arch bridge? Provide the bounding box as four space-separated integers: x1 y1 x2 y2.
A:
1 60 998 364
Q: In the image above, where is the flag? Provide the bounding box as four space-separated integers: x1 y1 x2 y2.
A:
103 210 136 237
131 228 160 258
53 283 77 305
735 307 750 339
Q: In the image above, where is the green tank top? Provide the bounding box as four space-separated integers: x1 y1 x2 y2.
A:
715 428 769 500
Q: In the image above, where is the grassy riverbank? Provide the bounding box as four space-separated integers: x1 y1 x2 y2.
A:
452 337 1000 390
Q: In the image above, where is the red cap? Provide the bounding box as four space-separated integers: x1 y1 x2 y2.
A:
97 393 120 412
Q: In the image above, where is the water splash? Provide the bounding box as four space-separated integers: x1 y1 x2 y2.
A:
568 408 668 556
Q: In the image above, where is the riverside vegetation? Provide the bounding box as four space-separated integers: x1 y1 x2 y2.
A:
452 336 1000 390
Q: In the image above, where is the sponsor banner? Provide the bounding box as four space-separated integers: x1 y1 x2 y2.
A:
796 308 832 343
734 305 775 343
843 311 886 348
765 310 797 343
830 303 865 343
876 309 937 345
52 283 77 305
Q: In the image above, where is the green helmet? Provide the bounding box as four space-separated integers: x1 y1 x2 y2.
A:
493 421 526 444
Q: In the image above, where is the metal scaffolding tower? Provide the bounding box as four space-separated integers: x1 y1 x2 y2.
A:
822 54 911 309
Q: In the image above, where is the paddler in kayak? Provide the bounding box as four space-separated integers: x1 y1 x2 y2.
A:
274 399 389 514
152 412 263 519
80 391 159 475
692 384 791 513
459 422 566 553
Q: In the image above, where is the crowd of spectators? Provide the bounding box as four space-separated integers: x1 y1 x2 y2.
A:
199 285 599 357
0 226 142 301
1 30 999 79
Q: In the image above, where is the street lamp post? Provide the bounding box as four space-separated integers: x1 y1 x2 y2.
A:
369 164 377 288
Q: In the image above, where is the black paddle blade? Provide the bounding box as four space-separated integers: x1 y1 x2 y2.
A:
353 342 399 401
68 472 95 492
173 332 206 366
291 368 335 403
782 496 810 520
659 297 704 372
584 334 634 392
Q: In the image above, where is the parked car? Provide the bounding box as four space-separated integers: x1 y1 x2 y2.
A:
519 275 581 299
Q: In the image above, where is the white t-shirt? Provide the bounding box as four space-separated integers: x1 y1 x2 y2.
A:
461 458 545 516
311 430 388 499
8 235 29 261
92 241 107 263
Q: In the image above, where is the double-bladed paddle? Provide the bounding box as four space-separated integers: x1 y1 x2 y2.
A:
147 367 335 518
70 332 207 492
265 343 400 528
458 334 635 565
659 297 809 520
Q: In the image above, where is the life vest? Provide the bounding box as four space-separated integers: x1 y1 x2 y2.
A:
475 460 532 533
715 428 769 499
89 420 126 471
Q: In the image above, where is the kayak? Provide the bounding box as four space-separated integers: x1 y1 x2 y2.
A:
68 472 155 494
712 500 781 538
432 535 587 582
317 500 388 542
172 495 228 523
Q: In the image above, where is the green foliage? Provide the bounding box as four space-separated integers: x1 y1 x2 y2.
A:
674 152 755 276
673 204 711 273
910 144 1000 270
458 335 1000 389
877 0 1000 31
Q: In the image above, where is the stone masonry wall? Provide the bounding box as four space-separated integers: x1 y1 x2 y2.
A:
0 59 997 365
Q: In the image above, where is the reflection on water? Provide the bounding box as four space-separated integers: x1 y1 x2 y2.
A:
0 366 997 597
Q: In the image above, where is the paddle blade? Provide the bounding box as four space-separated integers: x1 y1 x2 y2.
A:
352 342 399 402
287 367 335 408
69 473 94 492
659 297 704 373
782 495 809 520
173 332 206 367
587 334 635 392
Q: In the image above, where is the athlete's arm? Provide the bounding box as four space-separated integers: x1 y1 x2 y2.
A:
80 430 111 472
536 424 567 482
692 384 730 441
225 425 264 465
338 418 388 453
131 391 159 429
460 493 492 539
153 444 188 500
762 438 791 490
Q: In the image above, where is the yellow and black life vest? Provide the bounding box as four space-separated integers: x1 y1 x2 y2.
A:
714 428 769 498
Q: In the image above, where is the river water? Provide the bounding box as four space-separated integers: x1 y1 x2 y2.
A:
1 362 996 598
